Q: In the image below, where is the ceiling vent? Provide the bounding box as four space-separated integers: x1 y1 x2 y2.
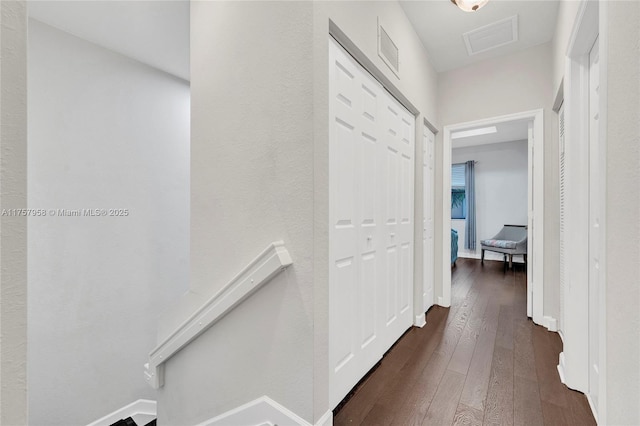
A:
463 15 518 56
378 19 399 76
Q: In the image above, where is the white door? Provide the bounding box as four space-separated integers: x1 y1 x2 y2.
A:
588 35 600 416
527 122 534 317
423 125 435 312
328 38 414 408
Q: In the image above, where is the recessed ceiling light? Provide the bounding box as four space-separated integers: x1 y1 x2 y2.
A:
451 126 497 139
451 0 489 13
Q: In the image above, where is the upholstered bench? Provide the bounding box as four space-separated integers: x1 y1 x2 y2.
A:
481 225 527 269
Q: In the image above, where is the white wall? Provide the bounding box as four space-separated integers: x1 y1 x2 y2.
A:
437 42 558 319
0 1 28 424
28 20 190 426
451 141 528 261
158 1 439 424
158 2 315 424
603 2 640 423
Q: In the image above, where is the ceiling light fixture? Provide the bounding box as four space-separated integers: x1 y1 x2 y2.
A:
451 0 489 12
451 126 497 139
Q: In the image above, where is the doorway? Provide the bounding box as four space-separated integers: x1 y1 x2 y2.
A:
441 110 545 325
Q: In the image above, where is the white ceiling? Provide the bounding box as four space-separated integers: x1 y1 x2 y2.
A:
400 0 559 72
28 0 190 81
27 1 559 82
452 119 529 148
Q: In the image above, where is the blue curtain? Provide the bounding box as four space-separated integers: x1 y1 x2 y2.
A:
465 160 476 250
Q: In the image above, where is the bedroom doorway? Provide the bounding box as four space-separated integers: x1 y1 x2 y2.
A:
441 109 545 326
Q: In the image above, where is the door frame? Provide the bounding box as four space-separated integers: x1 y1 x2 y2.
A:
441 109 545 326
560 0 607 421
415 121 437 327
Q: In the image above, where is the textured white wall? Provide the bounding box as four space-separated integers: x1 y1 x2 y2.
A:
0 1 28 424
604 1 640 423
158 2 316 424
437 42 559 320
28 20 190 425
451 141 528 260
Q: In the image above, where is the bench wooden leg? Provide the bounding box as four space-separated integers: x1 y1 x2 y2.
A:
481 249 485 264
509 254 513 269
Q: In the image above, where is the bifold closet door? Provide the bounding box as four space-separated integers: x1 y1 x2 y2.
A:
328 37 414 408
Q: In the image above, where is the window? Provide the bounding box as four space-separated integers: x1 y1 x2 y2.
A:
451 164 466 219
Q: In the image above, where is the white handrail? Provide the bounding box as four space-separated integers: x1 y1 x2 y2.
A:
144 241 293 388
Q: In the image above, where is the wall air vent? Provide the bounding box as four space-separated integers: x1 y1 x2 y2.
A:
378 19 399 77
463 15 518 56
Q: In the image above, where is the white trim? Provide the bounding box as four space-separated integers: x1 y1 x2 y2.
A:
145 242 293 389
414 314 426 328
193 396 332 426
561 0 602 400
557 352 567 384
543 316 558 332
86 399 156 426
586 393 599 424
442 109 544 324
597 2 608 422
315 410 334 426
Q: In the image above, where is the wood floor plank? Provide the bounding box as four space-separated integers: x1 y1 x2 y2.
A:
448 290 490 375
389 350 454 426
333 329 424 425
483 345 514 426
540 400 570 425
453 403 484 426
458 299 500 411
513 319 537 381
514 376 544 426
333 259 596 426
422 369 466 425
495 304 515 350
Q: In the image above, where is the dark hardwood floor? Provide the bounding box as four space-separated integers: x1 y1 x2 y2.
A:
333 258 596 426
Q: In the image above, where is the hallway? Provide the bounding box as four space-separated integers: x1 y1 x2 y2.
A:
333 258 595 425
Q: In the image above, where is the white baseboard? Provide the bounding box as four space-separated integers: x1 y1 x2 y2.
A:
557 352 567 384
315 409 333 426
414 313 426 328
558 329 565 344
586 393 599 424
87 399 156 426
543 316 558 332
195 396 331 426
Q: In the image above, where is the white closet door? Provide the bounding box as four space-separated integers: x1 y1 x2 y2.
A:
423 125 435 312
329 37 414 408
380 95 414 348
328 37 363 407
